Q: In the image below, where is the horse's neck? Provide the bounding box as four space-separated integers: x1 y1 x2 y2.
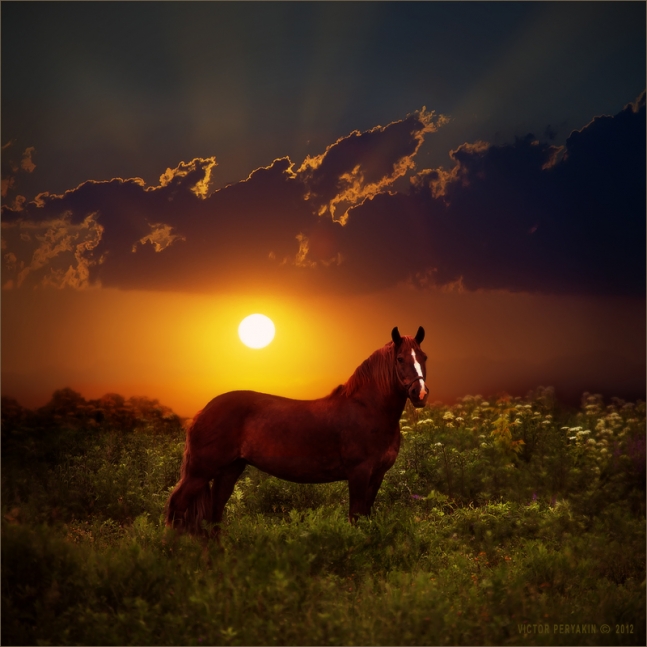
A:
340 346 407 418
350 365 408 420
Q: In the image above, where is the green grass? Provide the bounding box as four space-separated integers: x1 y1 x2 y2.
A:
2 387 645 645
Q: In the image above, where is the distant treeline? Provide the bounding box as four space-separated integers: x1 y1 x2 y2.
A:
2 388 184 453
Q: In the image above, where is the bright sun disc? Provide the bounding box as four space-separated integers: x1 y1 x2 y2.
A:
238 314 275 349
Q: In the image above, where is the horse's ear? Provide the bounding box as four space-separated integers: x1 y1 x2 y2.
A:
391 327 403 346
415 326 425 345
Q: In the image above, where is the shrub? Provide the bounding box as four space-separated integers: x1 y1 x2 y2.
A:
1 387 645 645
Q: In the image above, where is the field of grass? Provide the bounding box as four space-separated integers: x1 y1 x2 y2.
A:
2 387 645 645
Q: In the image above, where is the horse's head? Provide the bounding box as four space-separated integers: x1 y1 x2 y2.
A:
392 326 429 408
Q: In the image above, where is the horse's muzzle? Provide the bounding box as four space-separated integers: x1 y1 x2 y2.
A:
408 379 429 408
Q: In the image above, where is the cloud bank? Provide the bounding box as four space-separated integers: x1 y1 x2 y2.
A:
2 96 644 296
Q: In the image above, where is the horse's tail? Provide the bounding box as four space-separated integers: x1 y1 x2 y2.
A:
183 480 213 536
165 411 213 535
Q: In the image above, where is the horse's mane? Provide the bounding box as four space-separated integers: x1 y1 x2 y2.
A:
336 342 397 398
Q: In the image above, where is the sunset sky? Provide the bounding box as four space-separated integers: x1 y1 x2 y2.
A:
2 1 645 417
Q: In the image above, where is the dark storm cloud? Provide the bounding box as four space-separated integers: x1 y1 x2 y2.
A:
1 97 644 297
1 112 437 293
408 92 646 296
1 156 299 292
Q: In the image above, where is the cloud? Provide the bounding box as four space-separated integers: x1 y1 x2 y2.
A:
296 108 446 224
406 92 646 296
20 146 36 173
1 98 644 297
2 212 103 290
1 112 439 293
1 141 36 205
158 157 217 199
133 223 186 253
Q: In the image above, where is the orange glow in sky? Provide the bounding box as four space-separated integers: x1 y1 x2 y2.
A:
2 2 644 418
2 285 644 417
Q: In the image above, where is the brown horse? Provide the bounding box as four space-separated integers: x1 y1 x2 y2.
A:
166 326 429 535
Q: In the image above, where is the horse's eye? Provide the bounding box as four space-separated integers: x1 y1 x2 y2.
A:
397 356 404 363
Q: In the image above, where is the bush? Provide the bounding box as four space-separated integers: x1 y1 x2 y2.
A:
1 387 645 645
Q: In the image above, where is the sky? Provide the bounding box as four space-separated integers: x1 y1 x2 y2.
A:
2 1 645 416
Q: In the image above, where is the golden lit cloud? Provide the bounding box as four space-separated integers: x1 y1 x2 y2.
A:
133 223 186 253
0 97 643 298
2 213 103 289
20 146 36 173
297 108 447 224
294 233 316 268
158 157 217 198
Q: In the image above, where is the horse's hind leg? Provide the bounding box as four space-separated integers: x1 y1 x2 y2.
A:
211 459 247 533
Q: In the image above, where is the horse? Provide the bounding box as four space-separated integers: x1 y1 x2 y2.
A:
165 326 429 536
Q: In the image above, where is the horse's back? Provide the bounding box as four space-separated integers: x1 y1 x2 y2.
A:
188 389 350 483
188 389 336 446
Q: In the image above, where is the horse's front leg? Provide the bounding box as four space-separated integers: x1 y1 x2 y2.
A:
347 462 374 523
364 467 388 514
210 459 247 536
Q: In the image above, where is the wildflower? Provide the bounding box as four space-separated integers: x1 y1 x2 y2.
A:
541 420 551 426
456 416 464 422
472 415 480 420
443 411 455 420
435 442 443 447
411 494 423 500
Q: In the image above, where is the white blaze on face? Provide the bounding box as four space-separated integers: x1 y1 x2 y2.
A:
411 349 428 395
